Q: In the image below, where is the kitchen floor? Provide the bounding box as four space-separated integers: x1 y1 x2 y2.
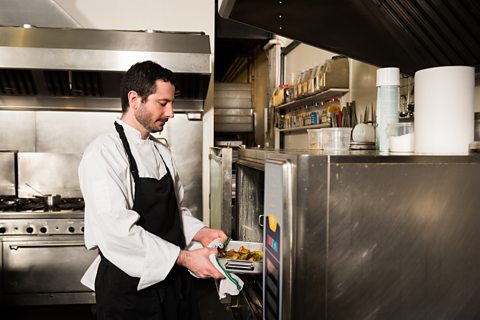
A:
3 278 234 320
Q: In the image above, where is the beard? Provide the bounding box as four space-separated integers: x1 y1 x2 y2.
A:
134 104 168 133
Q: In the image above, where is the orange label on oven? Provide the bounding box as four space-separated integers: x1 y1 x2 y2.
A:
267 214 278 232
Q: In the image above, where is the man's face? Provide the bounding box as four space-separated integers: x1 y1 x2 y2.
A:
134 80 175 133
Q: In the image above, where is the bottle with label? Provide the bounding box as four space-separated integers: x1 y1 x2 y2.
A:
311 108 318 125
376 67 400 152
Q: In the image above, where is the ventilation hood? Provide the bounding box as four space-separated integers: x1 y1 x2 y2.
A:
219 0 480 76
0 26 211 112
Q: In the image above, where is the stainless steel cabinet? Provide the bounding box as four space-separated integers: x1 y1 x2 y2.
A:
262 150 480 320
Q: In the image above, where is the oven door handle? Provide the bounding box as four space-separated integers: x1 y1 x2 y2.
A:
9 242 85 250
225 260 255 271
258 214 264 227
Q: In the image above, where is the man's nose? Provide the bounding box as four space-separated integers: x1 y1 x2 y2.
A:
164 103 174 118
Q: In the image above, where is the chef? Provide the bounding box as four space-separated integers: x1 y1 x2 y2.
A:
78 60 226 320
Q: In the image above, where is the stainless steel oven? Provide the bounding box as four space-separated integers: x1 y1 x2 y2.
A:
229 148 480 319
0 199 97 306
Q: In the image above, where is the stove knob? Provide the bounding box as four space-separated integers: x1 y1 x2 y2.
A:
26 226 34 234
68 226 75 233
40 227 48 234
0 226 6 234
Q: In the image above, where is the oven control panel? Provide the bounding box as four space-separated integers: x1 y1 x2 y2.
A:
0 219 85 236
264 160 290 320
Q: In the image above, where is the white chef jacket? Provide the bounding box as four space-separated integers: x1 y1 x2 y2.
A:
78 119 205 291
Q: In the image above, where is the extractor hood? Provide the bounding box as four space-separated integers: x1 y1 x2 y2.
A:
219 0 480 76
0 26 211 112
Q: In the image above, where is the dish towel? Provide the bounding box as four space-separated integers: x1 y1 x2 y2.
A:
187 239 244 299
208 254 244 300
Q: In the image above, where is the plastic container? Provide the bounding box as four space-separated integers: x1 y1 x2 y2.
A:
376 67 400 152
307 129 323 149
386 122 414 153
322 128 352 151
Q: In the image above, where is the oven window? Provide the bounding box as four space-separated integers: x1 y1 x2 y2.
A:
236 165 264 242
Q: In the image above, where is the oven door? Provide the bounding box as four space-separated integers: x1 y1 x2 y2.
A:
209 147 234 235
1 235 98 305
226 149 267 318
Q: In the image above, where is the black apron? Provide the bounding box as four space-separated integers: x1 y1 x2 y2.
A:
95 122 199 320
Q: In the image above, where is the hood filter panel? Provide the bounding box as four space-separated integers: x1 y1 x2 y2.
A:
174 73 210 100
0 69 122 98
0 70 37 96
44 71 104 97
0 69 210 102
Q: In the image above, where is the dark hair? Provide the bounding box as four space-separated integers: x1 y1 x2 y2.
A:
120 60 175 113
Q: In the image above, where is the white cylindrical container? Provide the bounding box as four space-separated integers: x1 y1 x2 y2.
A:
386 122 414 153
376 67 400 152
414 66 474 155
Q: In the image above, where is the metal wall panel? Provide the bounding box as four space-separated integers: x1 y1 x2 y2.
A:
17 153 82 198
35 111 119 153
156 114 203 219
0 111 36 151
0 151 16 196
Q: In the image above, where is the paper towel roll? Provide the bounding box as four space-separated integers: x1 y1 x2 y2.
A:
414 66 474 155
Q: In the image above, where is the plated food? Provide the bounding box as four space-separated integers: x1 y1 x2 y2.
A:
219 246 263 262
217 240 264 274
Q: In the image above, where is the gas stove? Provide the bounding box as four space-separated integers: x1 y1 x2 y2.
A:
0 196 84 212
0 196 85 236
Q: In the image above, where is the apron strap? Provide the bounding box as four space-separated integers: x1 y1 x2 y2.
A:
114 121 140 182
153 144 173 177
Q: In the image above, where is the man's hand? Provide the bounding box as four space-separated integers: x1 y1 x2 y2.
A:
176 247 225 279
192 227 228 248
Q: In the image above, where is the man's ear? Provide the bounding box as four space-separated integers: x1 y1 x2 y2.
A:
128 91 141 110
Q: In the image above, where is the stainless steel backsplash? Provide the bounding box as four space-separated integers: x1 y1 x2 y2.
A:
0 151 16 196
0 110 203 218
17 152 82 198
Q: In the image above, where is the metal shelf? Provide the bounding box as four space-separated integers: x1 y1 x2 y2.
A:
274 88 348 110
279 123 330 132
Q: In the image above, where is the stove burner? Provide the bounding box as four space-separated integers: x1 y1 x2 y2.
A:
0 197 84 212
56 198 85 211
